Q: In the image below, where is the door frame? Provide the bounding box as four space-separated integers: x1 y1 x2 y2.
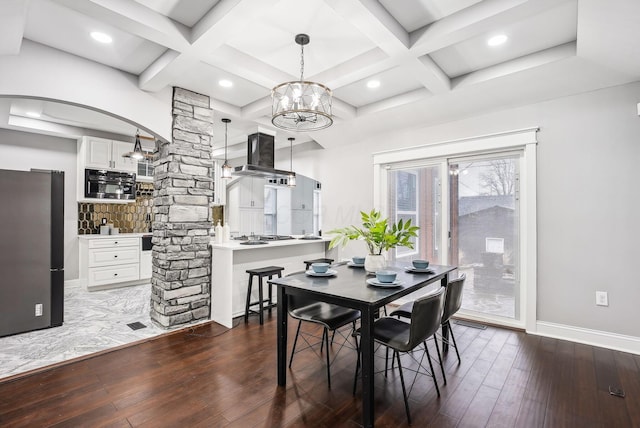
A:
373 128 538 332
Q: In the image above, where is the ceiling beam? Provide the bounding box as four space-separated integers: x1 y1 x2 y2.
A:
452 42 577 89
53 0 190 51
0 0 28 55
324 0 451 96
139 0 280 91
410 0 572 55
357 88 431 117
201 45 291 89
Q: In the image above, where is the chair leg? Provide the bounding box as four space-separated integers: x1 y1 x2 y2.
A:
353 335 360 396
324 327 331 389
384 347 389 377
320 328 326 353
258 276 264 325
267 275 273 314
289 320 302 368
395 351 412 425
424 345 440 397
431 337 446 385
244 275 254 323
448 321 461 363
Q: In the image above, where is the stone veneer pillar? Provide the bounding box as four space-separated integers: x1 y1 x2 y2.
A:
150 87 214 328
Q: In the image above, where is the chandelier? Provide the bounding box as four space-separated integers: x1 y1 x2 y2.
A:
272 34 333 132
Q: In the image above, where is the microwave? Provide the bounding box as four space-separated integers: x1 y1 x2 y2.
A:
84 169 136 200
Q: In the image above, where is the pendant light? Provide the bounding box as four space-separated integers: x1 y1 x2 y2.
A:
123 129 146 160
272 34 333 132
220 118 233 179
287 137 296 187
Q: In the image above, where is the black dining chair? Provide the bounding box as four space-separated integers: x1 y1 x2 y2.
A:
288 290 361 389
353 287 446 425
389 273 466 383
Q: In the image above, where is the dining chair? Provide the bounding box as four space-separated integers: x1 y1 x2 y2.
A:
287 282 361 389
389 273 467 378
353 287 446 425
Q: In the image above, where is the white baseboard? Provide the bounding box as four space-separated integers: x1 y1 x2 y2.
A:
535 321 640 355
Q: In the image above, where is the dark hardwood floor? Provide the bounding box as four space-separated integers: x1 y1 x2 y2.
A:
1 313 638 427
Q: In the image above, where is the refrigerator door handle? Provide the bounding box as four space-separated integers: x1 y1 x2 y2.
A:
50 268 65 272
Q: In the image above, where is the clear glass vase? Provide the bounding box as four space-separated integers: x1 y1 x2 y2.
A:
364 254 386 273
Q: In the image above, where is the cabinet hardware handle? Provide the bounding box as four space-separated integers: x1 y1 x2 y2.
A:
114 273 118 276
114 255 118 258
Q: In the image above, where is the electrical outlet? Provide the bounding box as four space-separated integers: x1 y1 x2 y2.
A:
35 303 43 316
596 291 608 307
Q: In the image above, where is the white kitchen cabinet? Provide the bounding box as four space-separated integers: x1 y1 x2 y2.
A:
291 176 314 210
238 177 265 208
79 236 142 290
140 249 152 278
80 136 137 173
239 208 264 236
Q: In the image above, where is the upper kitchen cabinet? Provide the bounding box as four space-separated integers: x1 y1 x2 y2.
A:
291 175 314 210
79 136 137 173
236 177 265 209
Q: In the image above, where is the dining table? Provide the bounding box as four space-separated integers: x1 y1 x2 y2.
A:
269 262 457 428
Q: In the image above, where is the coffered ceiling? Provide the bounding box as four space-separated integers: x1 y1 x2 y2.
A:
1 0 639 155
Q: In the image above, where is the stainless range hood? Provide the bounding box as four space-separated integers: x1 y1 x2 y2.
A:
233 131 295 181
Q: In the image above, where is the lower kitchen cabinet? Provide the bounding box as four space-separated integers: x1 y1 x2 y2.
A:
79 235 151 290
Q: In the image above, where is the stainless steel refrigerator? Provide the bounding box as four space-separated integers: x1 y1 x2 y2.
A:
0 169 64 337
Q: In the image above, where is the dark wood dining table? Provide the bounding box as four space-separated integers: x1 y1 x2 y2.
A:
269 262 457 428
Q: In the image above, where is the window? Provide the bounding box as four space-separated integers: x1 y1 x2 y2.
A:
387 166 441 264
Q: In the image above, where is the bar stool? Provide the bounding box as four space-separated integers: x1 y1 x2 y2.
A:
244 266 284 325
303 258 334 270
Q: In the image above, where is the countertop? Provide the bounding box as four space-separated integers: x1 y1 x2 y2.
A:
78 233 152 239
210 236 331 251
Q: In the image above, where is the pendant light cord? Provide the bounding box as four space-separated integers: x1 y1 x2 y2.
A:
224 121 228 162
300 43 305 81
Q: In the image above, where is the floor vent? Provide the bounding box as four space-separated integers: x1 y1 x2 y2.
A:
454 320 487 330
127 322 147 331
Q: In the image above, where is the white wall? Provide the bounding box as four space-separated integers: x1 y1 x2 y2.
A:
0 129 79 280
312 81 640 340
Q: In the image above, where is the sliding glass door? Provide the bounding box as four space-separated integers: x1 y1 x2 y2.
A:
384 153 523 325
449 155 520 320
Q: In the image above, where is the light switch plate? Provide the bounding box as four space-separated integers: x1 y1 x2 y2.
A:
596 291 608 306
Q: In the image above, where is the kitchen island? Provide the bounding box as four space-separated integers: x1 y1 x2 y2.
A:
210 237 336 328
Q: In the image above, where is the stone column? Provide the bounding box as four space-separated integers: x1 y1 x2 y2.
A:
150 87 213 328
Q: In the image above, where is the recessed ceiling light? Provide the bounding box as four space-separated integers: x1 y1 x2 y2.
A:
366 80 380 89
25 111 41 118
487 34 508 47
90 31 113 44
219 79 233 88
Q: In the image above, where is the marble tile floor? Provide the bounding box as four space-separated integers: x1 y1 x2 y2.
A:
0 282 176 380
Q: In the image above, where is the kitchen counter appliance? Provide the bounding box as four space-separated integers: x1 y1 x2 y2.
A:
84 168 135 200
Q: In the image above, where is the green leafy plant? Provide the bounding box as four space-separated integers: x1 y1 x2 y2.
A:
328 209 419 255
